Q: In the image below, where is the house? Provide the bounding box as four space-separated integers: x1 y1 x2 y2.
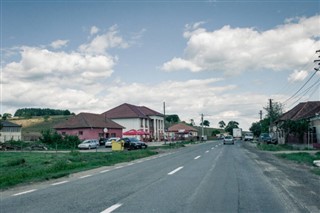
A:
54 112 124 141
0 120 22 142
167 123 198 141
276 101 320 145
102 103 164 141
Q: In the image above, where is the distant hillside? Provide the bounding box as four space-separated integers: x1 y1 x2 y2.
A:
9 115 72 133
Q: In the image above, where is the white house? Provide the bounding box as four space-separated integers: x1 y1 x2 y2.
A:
102 103 165 141
0 120 22 142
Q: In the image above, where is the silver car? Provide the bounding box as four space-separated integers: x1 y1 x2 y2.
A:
78 139 99 149
223 135 234 145
105 137 120 148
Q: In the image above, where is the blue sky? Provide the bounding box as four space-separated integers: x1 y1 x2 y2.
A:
1 0 320 130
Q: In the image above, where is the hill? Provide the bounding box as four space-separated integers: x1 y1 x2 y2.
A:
9 115 71 134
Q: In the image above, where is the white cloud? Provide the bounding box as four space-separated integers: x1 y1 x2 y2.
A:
288 70 309 82
90 26 100 35
79 25 129 54
50 40 69 49
162 15 320 75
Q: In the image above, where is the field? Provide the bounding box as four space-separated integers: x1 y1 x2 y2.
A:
0 149 158 190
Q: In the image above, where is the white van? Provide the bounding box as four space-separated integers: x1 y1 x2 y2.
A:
244 132 254 141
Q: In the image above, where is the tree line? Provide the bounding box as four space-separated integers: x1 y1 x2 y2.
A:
14 108 74 117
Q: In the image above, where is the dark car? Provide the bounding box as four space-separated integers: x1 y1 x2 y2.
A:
121 137 142 150
259 133 275 144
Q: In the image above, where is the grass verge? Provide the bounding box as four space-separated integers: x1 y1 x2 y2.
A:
0 149 157 190
276 152 320 176
257 143 302 151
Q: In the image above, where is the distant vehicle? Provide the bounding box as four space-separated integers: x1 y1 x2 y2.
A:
233 128 242 139
259 133 276 144
105 137 120 148
244 132 254 141
78 139 99 149
223 135 234 145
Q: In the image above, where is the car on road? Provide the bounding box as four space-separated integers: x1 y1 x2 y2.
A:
223 135 234 145
121 137 145 150
105 137 120 148
244 132 254 141
78 139 99 149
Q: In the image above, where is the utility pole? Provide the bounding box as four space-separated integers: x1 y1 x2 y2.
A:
269 99 273 127
163 102 166 144
315 50 320 71
259 110 262 121
201 113 204 141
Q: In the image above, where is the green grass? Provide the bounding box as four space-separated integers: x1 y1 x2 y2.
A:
257 143 299 151
0 149 157 189
276 152 320 176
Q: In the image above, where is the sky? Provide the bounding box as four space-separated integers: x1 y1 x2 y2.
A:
1 0 320 131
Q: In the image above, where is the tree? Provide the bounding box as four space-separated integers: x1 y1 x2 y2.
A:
264 101 283 125
165 114 180 124
200 120 210 127
224 121 239 135
189 119 195 126
280 119 309 143
218 120 226 129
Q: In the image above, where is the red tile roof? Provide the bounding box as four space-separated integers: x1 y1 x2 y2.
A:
102 103 163 119
279 101 320 121
168 123 198 132
54 112 124 129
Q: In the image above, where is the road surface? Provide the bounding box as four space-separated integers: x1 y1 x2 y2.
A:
1 140 319 212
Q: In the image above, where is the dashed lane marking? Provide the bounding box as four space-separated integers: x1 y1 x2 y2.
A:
168 166 184 175
101 203 123 213
51 181 69 186
13 189 37 196
194 156 201 160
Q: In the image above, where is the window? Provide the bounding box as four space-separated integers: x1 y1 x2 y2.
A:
62 132 66 136
78 131 83 135
140 118 143 127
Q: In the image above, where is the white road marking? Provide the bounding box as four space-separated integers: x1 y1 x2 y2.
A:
79 175 92 179
194 156 201 160
115 166 123 169
211 147 214 150
101 203 123 213
205 150 209 153
51 181 69 186
100 170 110 173
168 166 184 175
13 189 37 196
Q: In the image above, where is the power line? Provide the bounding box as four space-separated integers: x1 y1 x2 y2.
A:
283 50 320 105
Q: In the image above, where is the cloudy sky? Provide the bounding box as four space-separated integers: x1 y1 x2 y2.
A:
1 0 320 130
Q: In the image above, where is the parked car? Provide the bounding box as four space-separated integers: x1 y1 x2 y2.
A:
259 133 276 144
78 139 99 149
120 137 142 150
137 140 148 149
223 135 234 145
105 137 120 148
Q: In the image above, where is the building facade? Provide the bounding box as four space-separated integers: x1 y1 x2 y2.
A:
0 120 22 142
102 103 165 141
54 112 124 141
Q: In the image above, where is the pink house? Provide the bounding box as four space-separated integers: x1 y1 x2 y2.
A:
54 112 124 141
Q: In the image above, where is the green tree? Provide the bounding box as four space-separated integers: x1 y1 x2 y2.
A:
165 114 180 124
280 119 309 143
200 120 210 127
218 120 226 128
224 121 239 135
264 101 283 125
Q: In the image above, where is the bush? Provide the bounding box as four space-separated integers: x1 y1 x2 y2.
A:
39 129 81 149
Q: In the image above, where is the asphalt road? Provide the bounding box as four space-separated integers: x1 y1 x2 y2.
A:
1 140 319 213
